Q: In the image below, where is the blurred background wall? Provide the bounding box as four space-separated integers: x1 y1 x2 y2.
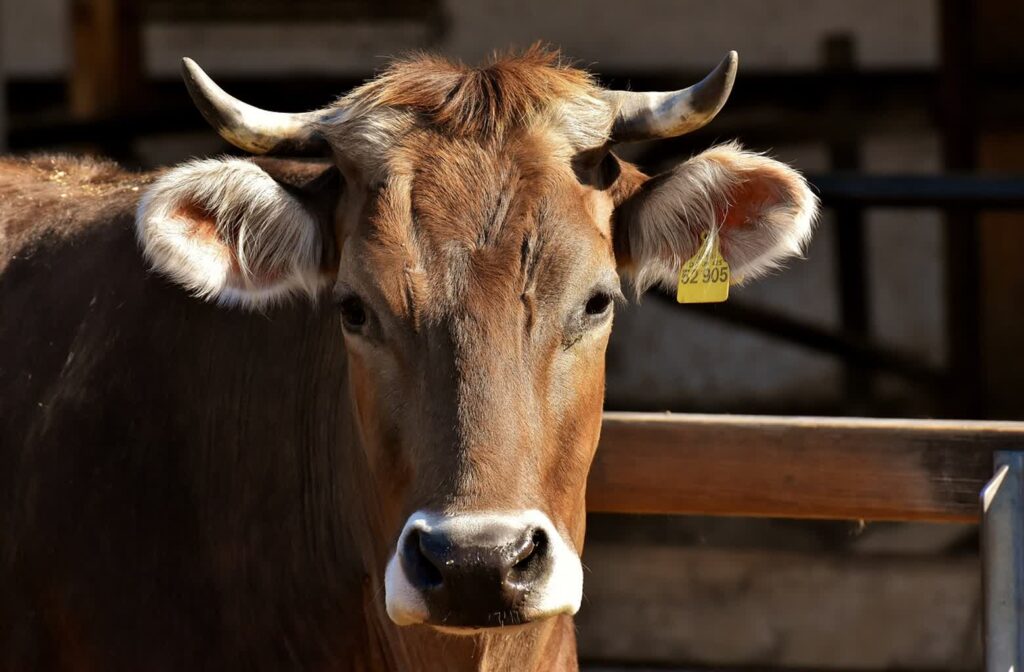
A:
2 1 1021 670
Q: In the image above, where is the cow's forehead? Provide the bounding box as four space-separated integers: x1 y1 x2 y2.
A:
400 129 588 243
318 46 615 186
342 129 615 321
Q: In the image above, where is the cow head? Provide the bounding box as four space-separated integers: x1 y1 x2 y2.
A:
136 47 816 632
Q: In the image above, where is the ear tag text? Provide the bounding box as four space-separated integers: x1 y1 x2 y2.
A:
676 234 730 304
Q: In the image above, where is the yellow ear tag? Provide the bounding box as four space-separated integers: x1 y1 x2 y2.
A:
676 233 730 303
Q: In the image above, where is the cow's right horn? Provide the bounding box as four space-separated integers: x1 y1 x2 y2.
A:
181 58 329 156
603 51 738 144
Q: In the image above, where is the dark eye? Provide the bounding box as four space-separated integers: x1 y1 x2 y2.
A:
339 296 367 330
584 292 613 317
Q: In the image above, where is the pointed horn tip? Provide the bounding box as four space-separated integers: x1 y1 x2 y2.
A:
685 51 738 117
180 58 207 91
726 51 739 75
716 51 739 82
181 57 219 88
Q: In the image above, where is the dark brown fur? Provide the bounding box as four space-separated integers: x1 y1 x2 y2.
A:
1 157 371 671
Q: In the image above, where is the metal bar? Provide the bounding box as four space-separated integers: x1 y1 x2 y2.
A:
981 451 1024 672
940 0 986 419
11 110 1024 210
653 294 946 387
809 174 1024 209
824 35 873 412
833 202 872 404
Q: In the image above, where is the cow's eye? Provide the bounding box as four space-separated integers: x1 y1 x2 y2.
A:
584 291 613 317
339 296 367 331
564 286 618 347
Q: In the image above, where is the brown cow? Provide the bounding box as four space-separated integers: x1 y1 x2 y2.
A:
0 47 816 671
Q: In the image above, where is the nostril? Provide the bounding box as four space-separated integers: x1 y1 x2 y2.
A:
402 529 444 589
511 528 548 572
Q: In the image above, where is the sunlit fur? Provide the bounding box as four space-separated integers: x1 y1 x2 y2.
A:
615 142 819 297
136 158 325 308
0 154 142 275
319 45 614 179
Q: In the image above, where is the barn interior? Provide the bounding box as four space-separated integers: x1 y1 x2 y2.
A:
2 1 1022 669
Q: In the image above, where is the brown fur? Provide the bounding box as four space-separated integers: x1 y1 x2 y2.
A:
1 153 597 671
342 44 602 139
0 155 149 272
336 123 616 561
3 48 816 672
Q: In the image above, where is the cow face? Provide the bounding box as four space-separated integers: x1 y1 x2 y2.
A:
333 128 616 629
136 48 817 633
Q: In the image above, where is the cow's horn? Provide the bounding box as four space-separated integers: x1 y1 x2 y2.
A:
604 51 738 143
181 58 329 155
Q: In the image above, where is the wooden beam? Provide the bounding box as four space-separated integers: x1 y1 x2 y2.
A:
69 0 142 118
975 0 1024 421
588 413 1024 522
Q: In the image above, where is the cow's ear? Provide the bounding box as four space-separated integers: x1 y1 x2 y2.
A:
136 157 339 309
613 143 818 295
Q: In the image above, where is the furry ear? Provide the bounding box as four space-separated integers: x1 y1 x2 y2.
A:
136 158 337 309
613 142 818 295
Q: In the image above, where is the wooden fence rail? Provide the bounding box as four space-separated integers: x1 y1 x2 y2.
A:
588 413 1024 523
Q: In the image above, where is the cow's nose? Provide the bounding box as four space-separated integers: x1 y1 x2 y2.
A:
399 523 552 624
385 510 582 629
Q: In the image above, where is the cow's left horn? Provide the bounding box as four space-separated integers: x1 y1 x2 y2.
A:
604 51 738 143
181 58 329 155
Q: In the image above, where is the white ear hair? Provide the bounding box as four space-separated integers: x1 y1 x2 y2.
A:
136 158 326 309
618 142 818 296
699 144 818 281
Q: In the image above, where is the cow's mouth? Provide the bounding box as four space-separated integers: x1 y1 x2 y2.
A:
384 510 583 629
430 608 536 633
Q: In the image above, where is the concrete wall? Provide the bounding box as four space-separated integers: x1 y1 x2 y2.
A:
577 543 981 669
5 0 937 77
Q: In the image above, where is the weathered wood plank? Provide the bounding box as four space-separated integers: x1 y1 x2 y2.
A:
70 0 142 118
588 413 1024 522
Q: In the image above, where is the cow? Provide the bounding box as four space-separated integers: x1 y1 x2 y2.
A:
0 46 817 671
